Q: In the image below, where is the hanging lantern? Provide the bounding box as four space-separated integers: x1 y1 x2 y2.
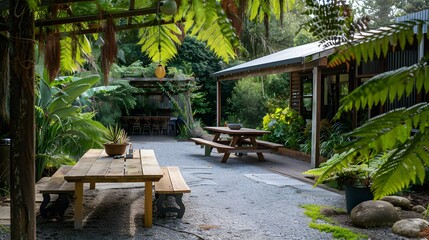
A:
155 64 166 79
160 0 177 15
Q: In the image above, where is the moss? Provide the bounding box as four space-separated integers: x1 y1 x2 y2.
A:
301 204 367 240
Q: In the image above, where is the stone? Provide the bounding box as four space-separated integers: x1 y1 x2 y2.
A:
320 207 341 217
412 205 426 213
392 218 429 238
350 200 400 228
381 196 411 210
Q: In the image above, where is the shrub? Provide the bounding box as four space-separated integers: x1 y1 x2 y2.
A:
262 107 305 149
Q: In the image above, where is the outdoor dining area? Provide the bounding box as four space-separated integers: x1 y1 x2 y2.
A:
121 116 177 136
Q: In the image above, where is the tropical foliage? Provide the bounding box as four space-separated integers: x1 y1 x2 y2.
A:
27 0 298 82
303 5 429 198
35 74 107 180
262 107 305 149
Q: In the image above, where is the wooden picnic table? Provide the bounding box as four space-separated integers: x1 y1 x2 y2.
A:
203 126 272 163
64 148 163 229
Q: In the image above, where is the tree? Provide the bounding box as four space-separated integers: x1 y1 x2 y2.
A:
226 78 267 128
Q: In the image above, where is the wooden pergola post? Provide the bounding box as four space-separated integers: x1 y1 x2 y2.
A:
9 0 36 238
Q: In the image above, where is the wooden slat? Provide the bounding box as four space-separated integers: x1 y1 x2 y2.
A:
51 165 73 177
65 149 103 181
190 138 234 150
125 150 143 176
141 150 162 177
39 178 66 193
154 167 173 194
85 158 112 176
59 182 75 192
39 165 75 194
154 167 191 194
168 166 191 193
106 158 125 177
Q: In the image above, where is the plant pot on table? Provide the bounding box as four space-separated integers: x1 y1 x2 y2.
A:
344 185 374 214
103 143 128 156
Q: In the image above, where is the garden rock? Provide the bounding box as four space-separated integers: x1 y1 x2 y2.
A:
412 205 426 213
392 218 429 238
381 196 411 210
320 207 341 217
350 200 400 228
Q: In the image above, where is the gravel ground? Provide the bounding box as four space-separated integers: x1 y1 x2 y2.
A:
0 137 419 239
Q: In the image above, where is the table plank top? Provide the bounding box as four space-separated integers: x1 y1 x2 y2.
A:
204 126 270 135
64 149 163 182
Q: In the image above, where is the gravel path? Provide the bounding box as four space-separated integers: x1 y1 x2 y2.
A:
0 137 410 239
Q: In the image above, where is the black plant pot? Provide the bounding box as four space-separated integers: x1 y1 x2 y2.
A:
344 185 374 214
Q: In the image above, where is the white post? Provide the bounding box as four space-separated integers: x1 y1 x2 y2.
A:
311 67 321 168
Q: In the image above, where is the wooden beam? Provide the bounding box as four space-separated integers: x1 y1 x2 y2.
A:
217 58 328 81
128 0 136 25
9 0 36 239
54 19 178 38
35 7 158 27
0 0 95 10
40 0 94 6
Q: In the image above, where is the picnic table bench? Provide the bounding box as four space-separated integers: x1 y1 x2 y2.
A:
154 166 191 218
241 139 283 151
191 127 280 163
37 165 75 218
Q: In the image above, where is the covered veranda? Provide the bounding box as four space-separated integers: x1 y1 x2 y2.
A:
211 41 338 169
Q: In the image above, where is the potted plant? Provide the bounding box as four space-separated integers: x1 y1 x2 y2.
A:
303 151 388 213
103 124 130 156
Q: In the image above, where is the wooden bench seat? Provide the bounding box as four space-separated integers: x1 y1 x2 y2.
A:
154 166 191 218
190 137 234 156
241 139 283 150
37 165 75 219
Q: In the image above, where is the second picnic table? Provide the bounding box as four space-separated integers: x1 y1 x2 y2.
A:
193 126 274 163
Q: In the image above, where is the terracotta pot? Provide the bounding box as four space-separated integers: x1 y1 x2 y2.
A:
103 143 128 156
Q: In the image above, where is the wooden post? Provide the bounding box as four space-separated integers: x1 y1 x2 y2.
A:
216 80 221 126
9 0 36 238
74 182 84 229
311 67 321 168
144 181 153 227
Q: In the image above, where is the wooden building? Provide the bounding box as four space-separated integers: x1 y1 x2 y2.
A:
212 10 429 169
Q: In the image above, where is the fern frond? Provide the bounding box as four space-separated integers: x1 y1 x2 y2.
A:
329 20 427 67
303 149 358 185
371 131 429 199
335 62 429 117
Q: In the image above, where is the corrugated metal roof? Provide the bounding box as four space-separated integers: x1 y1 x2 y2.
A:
211 41 334 78
395 9 429 34
212 10 429 79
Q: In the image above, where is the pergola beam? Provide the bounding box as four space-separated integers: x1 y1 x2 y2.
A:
35 7 158 27
0 0 95 10
55 19 177 38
